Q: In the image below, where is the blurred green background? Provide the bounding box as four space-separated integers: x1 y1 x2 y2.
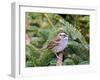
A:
25 12 89 67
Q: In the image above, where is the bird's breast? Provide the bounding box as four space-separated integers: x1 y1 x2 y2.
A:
52 38 68 53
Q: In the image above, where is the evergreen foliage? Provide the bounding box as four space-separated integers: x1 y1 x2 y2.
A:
25 12 89 67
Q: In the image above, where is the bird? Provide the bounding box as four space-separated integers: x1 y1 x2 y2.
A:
47 29 68 60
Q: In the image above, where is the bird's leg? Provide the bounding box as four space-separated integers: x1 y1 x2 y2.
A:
54 52 58 58
56 51 64 66
54 53 62 60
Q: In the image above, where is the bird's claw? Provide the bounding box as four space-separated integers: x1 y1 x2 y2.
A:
56 56 62 60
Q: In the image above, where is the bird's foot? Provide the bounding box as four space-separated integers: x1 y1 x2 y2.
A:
56 56 62 60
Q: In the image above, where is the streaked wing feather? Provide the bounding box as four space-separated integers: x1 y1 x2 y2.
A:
47 42 57 49
47 36 61 49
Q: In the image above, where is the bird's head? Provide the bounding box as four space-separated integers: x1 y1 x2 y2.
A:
57 28 68 39
58 32 68 39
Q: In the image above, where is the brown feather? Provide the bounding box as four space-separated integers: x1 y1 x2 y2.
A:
47 36 61 49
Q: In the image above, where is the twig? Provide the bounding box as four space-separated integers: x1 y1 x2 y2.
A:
44 13 56 30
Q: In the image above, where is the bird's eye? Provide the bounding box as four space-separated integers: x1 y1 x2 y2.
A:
64 35 66 37
60 34 62 36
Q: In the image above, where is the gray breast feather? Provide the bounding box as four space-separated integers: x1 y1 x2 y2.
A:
52 37 68 53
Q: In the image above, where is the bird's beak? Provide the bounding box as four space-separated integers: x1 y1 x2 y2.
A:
64 35 68 38
63 35 66 38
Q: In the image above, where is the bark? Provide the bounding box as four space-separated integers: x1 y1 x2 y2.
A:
25 34 31 45
56 51 64 66
25 13 31 45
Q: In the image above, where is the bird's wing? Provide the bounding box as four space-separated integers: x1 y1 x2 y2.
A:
54 36 61 41
47 36 61 49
